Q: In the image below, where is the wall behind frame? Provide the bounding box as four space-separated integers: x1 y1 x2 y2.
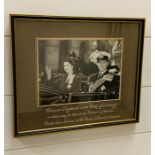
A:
4 0 151 155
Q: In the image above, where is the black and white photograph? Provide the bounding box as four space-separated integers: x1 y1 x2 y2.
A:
37 38 123 106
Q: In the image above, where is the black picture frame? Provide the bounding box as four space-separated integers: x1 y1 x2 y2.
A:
11 15 145 136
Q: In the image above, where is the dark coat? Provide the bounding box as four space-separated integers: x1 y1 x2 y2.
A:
88 71 120 100
58 74 81 93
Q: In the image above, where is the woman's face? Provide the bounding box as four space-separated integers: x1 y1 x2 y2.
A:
64 61 73 74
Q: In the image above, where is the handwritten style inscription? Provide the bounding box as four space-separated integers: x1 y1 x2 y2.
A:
44 102 120 127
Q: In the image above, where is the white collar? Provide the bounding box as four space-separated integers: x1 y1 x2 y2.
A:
98 70 107 76
66 74 75 84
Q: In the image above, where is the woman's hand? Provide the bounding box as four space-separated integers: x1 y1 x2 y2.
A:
45 64 52 80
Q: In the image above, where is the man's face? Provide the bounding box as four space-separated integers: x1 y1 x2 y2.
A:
96 60 109 72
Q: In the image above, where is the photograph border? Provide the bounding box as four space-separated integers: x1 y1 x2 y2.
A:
11 15 145 136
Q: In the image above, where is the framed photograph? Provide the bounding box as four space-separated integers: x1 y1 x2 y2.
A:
11 15 145 136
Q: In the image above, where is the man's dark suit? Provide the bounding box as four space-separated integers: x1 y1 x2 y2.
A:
88 70 120 100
